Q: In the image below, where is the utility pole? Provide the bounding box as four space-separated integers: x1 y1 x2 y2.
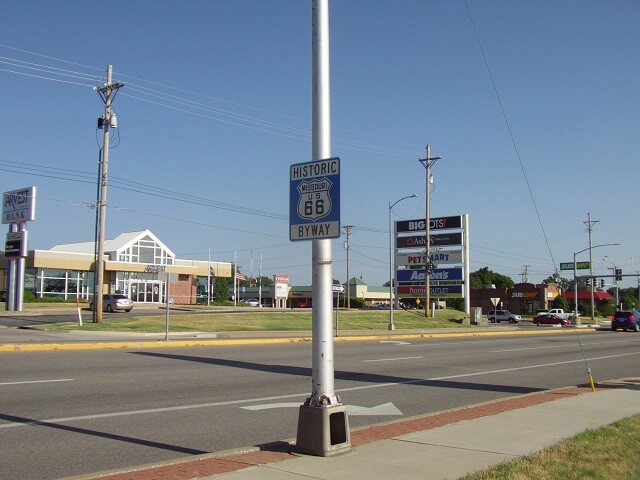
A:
343 225 353 308
521 265 530 283
584 213 598 321
419 145 440 318
94 65 124 323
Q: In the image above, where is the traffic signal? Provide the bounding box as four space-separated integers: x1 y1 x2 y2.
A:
585 278 591 287
600 279 605 288
615 269 622 281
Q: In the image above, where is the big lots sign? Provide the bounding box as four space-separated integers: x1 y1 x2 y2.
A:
396 215 461 234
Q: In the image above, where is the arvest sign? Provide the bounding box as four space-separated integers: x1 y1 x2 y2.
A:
2 186 36 224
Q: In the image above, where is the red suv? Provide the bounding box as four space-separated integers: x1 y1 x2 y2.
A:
611 310 640 332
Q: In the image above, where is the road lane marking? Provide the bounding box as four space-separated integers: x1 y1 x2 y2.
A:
364 356 423 363
242 402 403 416
490 339 638 353
1 350 638 429
242 403 300 410
0 379 74 386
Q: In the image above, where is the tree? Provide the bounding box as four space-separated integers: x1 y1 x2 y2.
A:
619 287 638 310
213 277 231 302
542 274 572 292
255 276 274 287
551 294 569 311
470 267 514 289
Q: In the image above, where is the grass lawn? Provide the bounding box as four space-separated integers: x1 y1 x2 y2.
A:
29 307 471 333
460 414 640 480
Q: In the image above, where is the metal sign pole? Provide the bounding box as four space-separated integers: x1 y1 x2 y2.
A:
296 0 350 457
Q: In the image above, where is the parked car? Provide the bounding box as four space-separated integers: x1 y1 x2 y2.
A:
533 313 571 326
487 310 521 323
611 310 640 332
369 302 388 309
239 298 260 307
90 294 133 313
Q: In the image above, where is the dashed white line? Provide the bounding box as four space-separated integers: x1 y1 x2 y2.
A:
0 378 74 386
365 356 423 363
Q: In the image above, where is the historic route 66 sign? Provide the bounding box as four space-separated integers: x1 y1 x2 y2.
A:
290 157 340 241
297 178 332 221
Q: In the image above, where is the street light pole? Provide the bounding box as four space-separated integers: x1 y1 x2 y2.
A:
573 243 619 324
388 194 416 331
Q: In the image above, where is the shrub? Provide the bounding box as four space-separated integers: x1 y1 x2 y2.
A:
23 290 36 302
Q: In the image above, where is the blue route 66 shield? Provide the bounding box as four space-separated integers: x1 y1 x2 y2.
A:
297 178 332 221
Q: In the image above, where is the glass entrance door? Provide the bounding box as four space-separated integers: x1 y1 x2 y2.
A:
130 281 164 303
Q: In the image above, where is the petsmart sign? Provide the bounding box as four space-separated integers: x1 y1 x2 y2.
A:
396 250 463 267
290 157 340 241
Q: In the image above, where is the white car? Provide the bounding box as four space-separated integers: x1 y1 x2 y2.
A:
239 298 260 307
90 294 133 313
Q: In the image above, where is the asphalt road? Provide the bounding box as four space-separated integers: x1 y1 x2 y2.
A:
1 330 639 479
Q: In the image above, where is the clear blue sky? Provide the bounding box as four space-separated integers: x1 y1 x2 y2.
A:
1 0 638 288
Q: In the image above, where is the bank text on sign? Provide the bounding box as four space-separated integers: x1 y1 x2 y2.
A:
290 157 340 241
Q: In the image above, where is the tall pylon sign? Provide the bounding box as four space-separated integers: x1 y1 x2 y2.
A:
3 186 36 311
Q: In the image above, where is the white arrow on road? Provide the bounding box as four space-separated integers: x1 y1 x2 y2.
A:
242 402 402 416
347 402 402 416
380 340 411 345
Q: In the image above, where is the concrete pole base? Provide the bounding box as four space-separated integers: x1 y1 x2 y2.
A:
295 404 351 457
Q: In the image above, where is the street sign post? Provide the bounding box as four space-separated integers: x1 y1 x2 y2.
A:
290 157 340 241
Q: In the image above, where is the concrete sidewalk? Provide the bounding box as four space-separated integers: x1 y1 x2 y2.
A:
74 379 640 480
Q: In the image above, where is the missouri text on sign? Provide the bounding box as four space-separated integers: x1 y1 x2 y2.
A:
289 157 340 241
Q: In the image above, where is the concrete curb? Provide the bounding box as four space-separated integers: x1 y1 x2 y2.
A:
0 326 599 352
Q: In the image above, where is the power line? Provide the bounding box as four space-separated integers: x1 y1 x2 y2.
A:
0 46 416 158
465 1 557 274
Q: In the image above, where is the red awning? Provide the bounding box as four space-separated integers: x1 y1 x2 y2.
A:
563 291 615 300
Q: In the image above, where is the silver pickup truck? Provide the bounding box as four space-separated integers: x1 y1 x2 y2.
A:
488 309 521 323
